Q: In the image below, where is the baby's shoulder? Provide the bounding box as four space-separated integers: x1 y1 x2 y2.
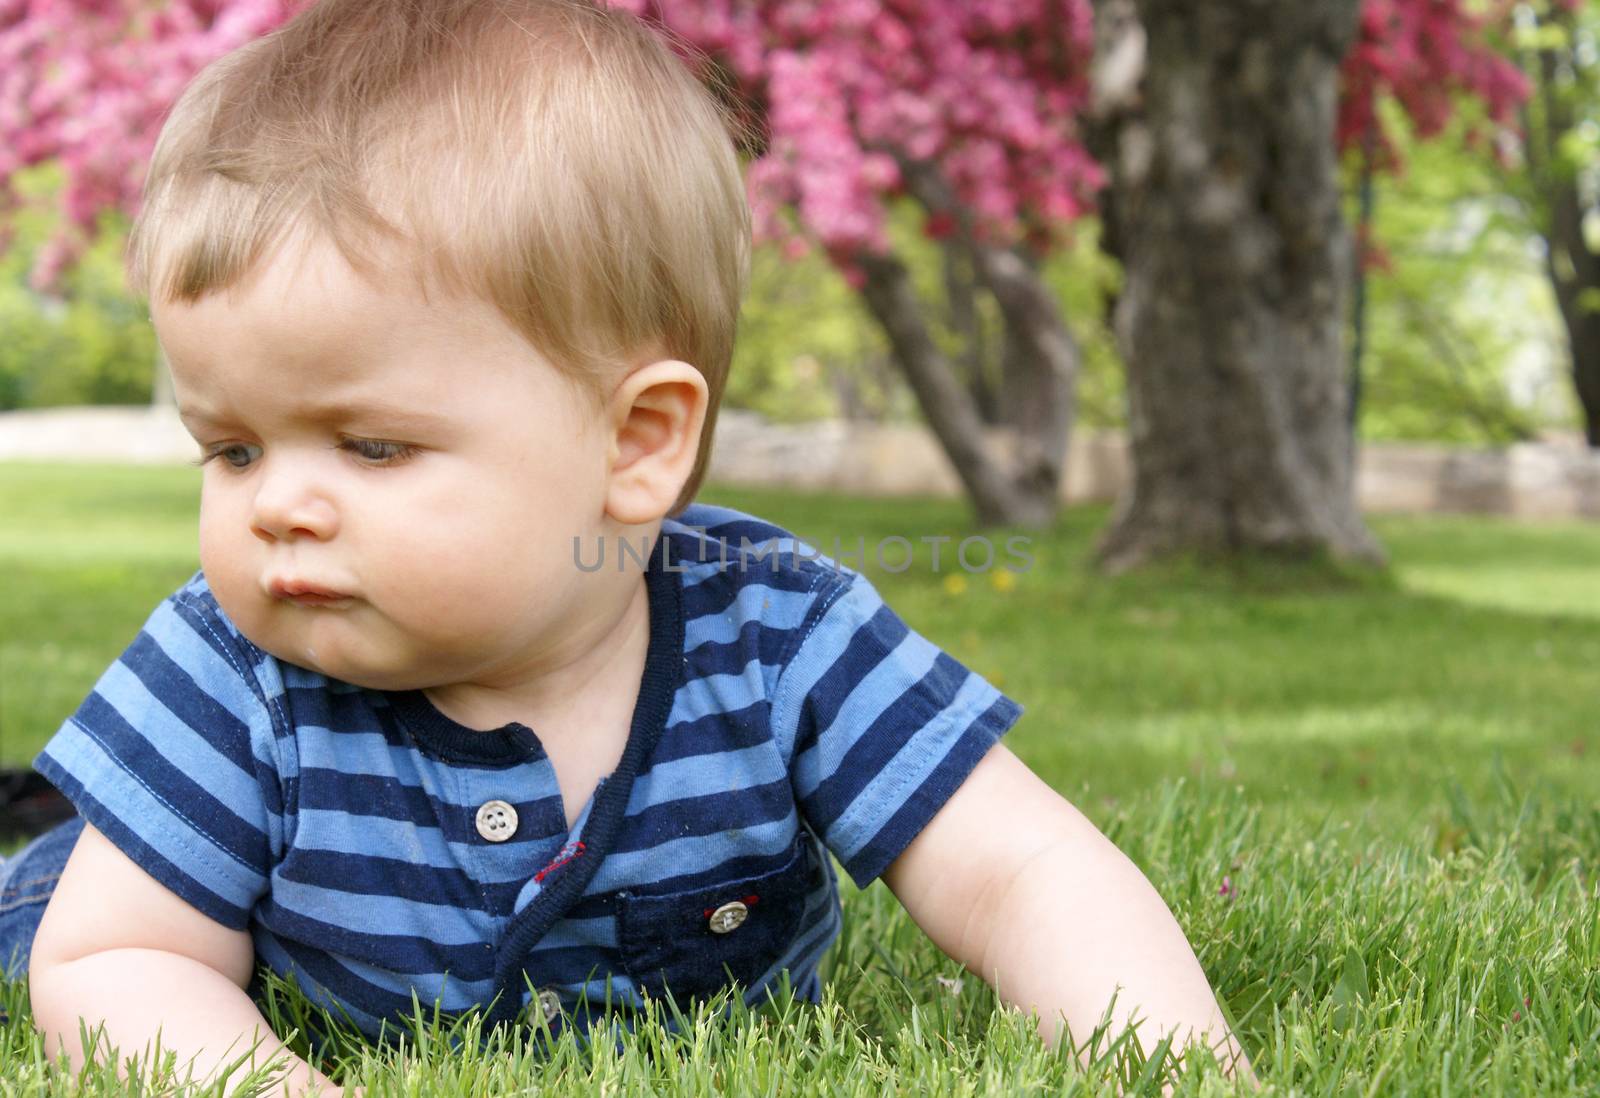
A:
664 503 859 647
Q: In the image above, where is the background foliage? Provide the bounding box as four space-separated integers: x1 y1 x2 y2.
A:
0 127 1565 446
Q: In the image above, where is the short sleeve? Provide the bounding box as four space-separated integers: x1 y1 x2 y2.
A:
771 568 1024 888
32 582 286 930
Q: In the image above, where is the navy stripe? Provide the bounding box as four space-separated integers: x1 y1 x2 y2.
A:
31 760 253 929
293 769 567 842
69 693 272 873
611 778 793 854
261 930 457 1021
799 651 976 835
275 847 485 907
840 694 1022 887
683 619 797 677
123 626 260 775
256 899 496 982
645 698 770 765
791 603 908 759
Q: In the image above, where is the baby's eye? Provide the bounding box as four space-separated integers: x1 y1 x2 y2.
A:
198 443 262 469
341 438 419 465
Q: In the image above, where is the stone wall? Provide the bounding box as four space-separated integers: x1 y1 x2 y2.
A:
707 411 1600 520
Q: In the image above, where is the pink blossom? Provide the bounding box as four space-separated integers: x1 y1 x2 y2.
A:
0 0 1533 293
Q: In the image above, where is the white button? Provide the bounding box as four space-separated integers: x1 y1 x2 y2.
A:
536 988 561 1022
708 900 748 934
475 800 518 842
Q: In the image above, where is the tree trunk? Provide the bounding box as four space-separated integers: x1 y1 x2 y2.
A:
1525 9 1600 449
978 241 1079 513
1573 317 1600 449
856 243 1074 529
850 148 1081 529
1089 0 1385 571
942 242 999 423
1546 178 1600 448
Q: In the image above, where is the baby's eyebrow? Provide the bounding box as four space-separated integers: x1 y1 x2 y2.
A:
179 402 448 432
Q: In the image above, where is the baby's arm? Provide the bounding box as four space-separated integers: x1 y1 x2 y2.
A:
881 744 1259 1090
28 821 346 1098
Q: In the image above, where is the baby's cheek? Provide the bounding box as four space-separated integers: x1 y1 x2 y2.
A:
197 517 252 604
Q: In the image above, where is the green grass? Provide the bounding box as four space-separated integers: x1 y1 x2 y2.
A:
2 461 1598 1094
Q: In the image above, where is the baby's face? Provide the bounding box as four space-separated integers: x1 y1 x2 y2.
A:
156 232 619 691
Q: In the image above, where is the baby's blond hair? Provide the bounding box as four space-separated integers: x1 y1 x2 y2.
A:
127 0 752 514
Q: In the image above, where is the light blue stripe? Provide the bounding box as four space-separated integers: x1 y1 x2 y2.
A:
666 667 768 725
340 952 495 1009
44 720 266 904
142 600 263 730
268 877 489 944
683 585 815 648
768 576 872 759
826 673 999 865
527 914 619 952
628 744 784 813
566 971 642 1004
294 729 437 781
95 659 266 815
292 824 561 889
587 812 798 893
287 809 464 869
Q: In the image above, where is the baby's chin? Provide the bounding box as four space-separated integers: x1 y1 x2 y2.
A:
272 646 441 691
242 616 441 691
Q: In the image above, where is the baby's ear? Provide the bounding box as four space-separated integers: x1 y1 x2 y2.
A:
603 359 708 526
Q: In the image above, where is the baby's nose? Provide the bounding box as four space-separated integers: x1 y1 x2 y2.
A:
250 461 339 542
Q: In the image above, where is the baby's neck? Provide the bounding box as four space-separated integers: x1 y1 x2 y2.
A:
420 570 652 746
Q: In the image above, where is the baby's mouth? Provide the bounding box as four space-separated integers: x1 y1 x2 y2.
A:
283 592 354 608
268 578 355 607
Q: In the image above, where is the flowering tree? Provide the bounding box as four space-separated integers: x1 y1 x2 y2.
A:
1339 0 1530 163
0 1 310 287
1508 0 1599 447
612 0 1105 526
0 0 1539 537
1086 0 1530 569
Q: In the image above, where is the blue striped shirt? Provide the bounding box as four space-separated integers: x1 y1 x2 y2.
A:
34 503 1023 1043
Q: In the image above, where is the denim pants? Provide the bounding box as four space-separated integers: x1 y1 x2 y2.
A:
0 815 83 978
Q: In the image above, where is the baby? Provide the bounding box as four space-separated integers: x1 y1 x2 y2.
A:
0 0 1255 1093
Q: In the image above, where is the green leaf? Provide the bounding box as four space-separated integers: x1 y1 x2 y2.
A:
1330 946 1370 1029
1511 22 1571 51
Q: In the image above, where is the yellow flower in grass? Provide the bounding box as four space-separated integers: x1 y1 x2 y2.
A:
989 570 1017 593
942 573 969 596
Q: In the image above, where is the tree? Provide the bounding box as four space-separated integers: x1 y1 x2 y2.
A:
618 1 1113 527
0 0 1539 541
1510 0 1599 446
0 0 309 407
1 0 1102 527
1086 0 1530 569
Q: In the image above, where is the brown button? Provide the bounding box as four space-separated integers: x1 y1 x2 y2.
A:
708 900 748 934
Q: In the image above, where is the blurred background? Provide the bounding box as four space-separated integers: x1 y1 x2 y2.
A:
1 2 1595 536
2 0 1598 825
3 7 1600 1090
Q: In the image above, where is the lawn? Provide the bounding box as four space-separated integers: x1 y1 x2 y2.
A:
1 460 1597 1095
